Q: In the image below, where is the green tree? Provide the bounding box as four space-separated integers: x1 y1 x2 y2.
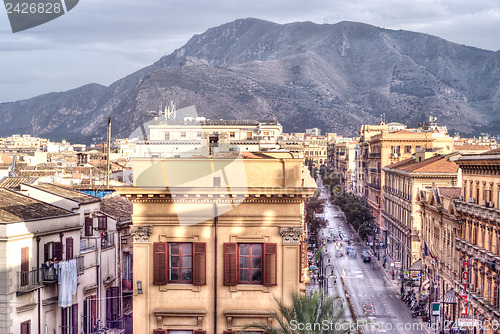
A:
246 291 347 333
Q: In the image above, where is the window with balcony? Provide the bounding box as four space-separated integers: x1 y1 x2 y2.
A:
153 242 206 285
405 146 411 153
106 287 120 328
61 304 78 334
83 295 97 334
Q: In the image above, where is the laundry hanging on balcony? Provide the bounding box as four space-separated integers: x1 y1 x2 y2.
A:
58 259 77 307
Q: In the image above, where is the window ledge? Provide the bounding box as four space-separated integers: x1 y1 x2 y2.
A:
159 284 201 292
229 285 270 292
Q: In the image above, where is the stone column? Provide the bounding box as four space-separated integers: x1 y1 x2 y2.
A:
280 227 303 304
130 225 152 333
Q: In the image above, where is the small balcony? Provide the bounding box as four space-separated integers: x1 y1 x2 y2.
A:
41 266 58 283
17 268 42 294
80 237 97 252
101 232 115 250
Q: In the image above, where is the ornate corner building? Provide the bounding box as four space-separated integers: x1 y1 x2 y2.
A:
116 152 316 333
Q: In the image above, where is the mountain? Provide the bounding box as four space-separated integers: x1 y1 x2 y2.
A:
1 18 500 143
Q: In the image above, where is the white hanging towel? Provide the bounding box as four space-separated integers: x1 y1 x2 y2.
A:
58 259 78 307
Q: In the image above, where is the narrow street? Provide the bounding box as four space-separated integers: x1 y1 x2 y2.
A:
317 181 431 333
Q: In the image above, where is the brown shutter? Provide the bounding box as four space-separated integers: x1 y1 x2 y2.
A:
72 303 78 334
223 243 238 286
66 238 74 260
194 331 206 334
263 243 277 286
111 286 120 316
223 332 236 334
152 330 167 334
193 242 206 286
20 320 30 334
98 216 107 230
44 243 50 262
153 242 167 285
53 242 63 262
84 217 93 236
21 247 29 286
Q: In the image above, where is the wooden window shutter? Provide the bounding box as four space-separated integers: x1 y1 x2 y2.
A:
84 217 93 236
263 243 277 287
53 242 63 262
223 332 236 334
83 299 88 333
193 242 206 286
20 320 30 334
91 296 97 329
98 216 107 230
71 303 78 334
21 247 29 286
44 243 50 262
66 238 74 260
111 286 120 316
62 308 68 334
194 331 206 334
152 330 167 334
223 243 238 286
106 289 112 321
153 242 167 285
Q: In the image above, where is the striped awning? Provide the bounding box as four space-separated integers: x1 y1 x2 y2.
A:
441 289 457 304
409 259 423 271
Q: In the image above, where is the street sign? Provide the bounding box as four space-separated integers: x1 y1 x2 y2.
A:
457 318 479 327
431 302 440 316
394 261 401 269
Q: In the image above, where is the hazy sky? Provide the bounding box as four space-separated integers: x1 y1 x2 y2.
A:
1 0 499 103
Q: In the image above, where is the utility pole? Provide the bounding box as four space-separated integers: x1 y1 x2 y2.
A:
106 117 111 189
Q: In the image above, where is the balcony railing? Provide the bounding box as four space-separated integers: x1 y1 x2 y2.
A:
17 268 42 293
369 153 381 158
101 232 115 249
41 266 58 283
80 237 97 252
76 255 85 274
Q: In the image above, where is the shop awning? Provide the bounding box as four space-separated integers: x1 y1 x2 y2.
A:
409 259 423 271
441 289 457 304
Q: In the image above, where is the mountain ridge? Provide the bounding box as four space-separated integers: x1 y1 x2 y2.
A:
1 18 499 143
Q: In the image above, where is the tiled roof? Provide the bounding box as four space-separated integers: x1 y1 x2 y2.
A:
0 177 37 190
454 145 492 151
100 193 132 223
437 187 461 199
484 147 500 154
385 155 459 173
0 188 72 223
28 183 100 204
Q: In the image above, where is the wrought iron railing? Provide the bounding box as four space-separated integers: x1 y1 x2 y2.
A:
17 268 42 292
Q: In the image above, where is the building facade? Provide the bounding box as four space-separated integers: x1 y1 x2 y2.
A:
116 152 316 333
418 187 462 324
382 153 460 272
454 149 500 326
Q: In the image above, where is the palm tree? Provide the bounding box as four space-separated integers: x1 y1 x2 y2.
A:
245 291 348 333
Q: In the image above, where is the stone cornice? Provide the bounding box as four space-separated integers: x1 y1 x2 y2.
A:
455 201 500 223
